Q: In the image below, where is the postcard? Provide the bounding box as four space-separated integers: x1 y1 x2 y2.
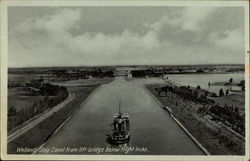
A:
0 0 249 160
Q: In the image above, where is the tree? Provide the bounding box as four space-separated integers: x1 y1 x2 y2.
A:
229 78 233 83
197 85 201 90
8 106 16 117
206 90 210 96
160 91 166 97
239 80 245 86
211 92 217 97
234 106 239 113
240 80 245 91
219 88 224 96
226 89 229 96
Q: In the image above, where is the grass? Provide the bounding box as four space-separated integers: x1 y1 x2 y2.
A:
8 74 50 83
212 94 245 114
8 86 97 154
52 77 114 86
7 78 114 154
8 87 45 111
145 84 245 155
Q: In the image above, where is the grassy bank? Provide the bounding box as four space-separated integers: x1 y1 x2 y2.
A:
7 81 105 154
145 84 245 155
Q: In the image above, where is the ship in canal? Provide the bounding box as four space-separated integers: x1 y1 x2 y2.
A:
110 101 130 144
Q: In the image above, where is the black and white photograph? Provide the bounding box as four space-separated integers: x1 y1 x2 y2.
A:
1 0 249 160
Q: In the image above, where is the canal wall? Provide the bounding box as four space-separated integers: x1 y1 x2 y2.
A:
144 86 211 155
33 86 101 154
8 86 99 154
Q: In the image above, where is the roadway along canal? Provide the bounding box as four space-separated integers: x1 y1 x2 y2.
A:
38 77 205 155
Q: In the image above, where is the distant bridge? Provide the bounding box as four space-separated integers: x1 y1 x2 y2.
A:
115 69 131 76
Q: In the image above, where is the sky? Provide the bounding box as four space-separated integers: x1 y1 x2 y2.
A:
8 6 245 67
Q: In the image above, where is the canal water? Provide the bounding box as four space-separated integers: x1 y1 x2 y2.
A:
37 77 205 155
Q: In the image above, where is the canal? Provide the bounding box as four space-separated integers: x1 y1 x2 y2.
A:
38 77 205 155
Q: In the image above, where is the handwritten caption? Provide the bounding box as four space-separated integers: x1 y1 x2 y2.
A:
17 146 148 154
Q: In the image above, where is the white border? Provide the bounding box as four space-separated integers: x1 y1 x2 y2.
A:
1 1 249 160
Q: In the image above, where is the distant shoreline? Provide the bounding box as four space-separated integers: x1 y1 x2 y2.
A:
7 64 244 77
8 64 245 70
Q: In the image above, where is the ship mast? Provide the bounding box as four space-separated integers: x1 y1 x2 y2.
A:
119 99 122 115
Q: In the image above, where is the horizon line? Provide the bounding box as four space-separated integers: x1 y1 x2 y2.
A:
8 63 245 69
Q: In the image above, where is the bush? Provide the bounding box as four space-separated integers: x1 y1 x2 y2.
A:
219 88 224 97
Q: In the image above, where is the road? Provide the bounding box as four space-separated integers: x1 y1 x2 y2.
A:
37 77 205 155
8 93 75 143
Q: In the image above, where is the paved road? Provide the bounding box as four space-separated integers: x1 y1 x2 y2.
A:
37 77 205 155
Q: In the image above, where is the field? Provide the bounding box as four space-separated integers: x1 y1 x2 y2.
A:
8 74 51 84
8 87 45 111
212 95 245 114
52 77 114 86
145 84 245 155
8 73 114 111
8 77 114 154
8 74 38 83
8 73 51 111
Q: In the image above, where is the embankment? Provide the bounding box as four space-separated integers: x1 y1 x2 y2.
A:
145 84 245 155
8 85 98 154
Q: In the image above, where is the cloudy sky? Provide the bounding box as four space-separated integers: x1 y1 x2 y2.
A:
8 6 245 67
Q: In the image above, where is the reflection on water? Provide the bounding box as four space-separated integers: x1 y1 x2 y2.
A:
166 73 244 94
